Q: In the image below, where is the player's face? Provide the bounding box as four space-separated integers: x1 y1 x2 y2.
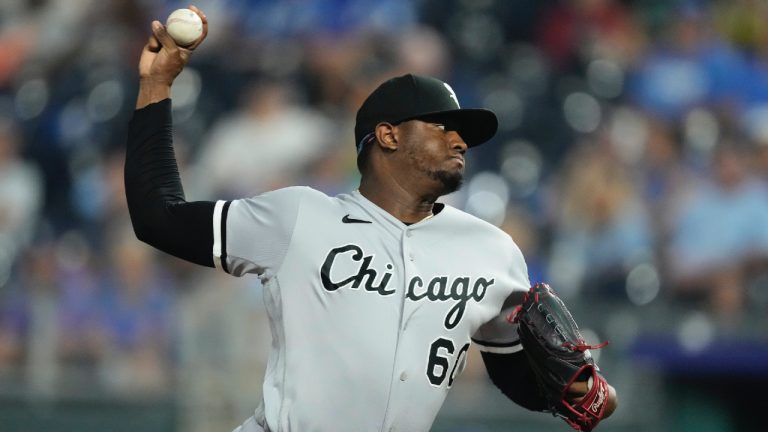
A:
397 119 468 195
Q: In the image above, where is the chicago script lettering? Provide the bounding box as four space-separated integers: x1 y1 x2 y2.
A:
321 244 494 329
321 244 395 295
406 275 493 329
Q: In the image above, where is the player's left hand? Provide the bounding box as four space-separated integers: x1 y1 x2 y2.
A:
513 283 617 431
138 5 208 88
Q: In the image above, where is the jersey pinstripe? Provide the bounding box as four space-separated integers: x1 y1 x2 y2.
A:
213 186 529 432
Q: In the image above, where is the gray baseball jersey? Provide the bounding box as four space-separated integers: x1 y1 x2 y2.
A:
214 187 530 432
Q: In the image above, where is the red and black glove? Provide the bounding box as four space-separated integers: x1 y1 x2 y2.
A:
511 283 610 431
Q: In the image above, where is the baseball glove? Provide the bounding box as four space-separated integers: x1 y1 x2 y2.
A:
510 283 610 431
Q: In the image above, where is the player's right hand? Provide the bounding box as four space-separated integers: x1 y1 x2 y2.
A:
138 5 208 87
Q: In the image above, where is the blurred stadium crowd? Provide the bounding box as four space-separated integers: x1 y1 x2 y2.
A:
1 0 768 430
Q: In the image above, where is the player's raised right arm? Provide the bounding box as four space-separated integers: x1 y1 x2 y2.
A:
125 7 215 267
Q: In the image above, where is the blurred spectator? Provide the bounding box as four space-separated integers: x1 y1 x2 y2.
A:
0 276 27 371
501 205 547 284
535 0 643 71
70 150 131 243
0 116 43 282
225 0 417 38
0 2 36 89
194 78 335 197
625 116 698 285
297 141 359 196
18 239 76 396
713 0 768 52
54 232 106 379
418 0 542 68
99 223 176 395
395 26 451 78
635 117 691 212
547 136 653 298
176 272 270 432
666 138 768 317
727 6 768 139
627 1 746 120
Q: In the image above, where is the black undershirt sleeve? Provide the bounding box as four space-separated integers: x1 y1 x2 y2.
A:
481 350 548 412
124 99 215 267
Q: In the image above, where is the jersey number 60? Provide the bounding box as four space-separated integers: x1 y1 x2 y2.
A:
426 337 470 387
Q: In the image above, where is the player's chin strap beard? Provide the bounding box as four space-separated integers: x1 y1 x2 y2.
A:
429 169 463 195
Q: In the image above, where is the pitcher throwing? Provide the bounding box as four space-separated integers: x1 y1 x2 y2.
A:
125 6 617 431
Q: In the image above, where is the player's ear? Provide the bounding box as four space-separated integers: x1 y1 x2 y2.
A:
374 123 398 151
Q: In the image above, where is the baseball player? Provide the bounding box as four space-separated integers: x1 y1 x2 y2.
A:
125 7 616 432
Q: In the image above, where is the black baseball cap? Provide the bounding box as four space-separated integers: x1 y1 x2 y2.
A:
354 74 498 151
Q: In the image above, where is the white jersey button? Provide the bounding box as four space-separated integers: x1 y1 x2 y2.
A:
406 230 412 238
408 253 414 262
399 371 408 381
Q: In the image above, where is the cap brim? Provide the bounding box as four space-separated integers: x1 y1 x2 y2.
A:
408 108 498 147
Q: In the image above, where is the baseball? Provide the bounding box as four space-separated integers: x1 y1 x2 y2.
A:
165 8 203 46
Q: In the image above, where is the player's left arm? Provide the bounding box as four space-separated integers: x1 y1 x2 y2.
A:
473 290 548 411
481 349 548 411
505 285 619 428
473 236 617 424
481 350 618 417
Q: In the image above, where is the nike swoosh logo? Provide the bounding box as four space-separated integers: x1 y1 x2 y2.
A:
342 214 372 224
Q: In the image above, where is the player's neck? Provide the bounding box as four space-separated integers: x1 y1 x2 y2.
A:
359 178 436 224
